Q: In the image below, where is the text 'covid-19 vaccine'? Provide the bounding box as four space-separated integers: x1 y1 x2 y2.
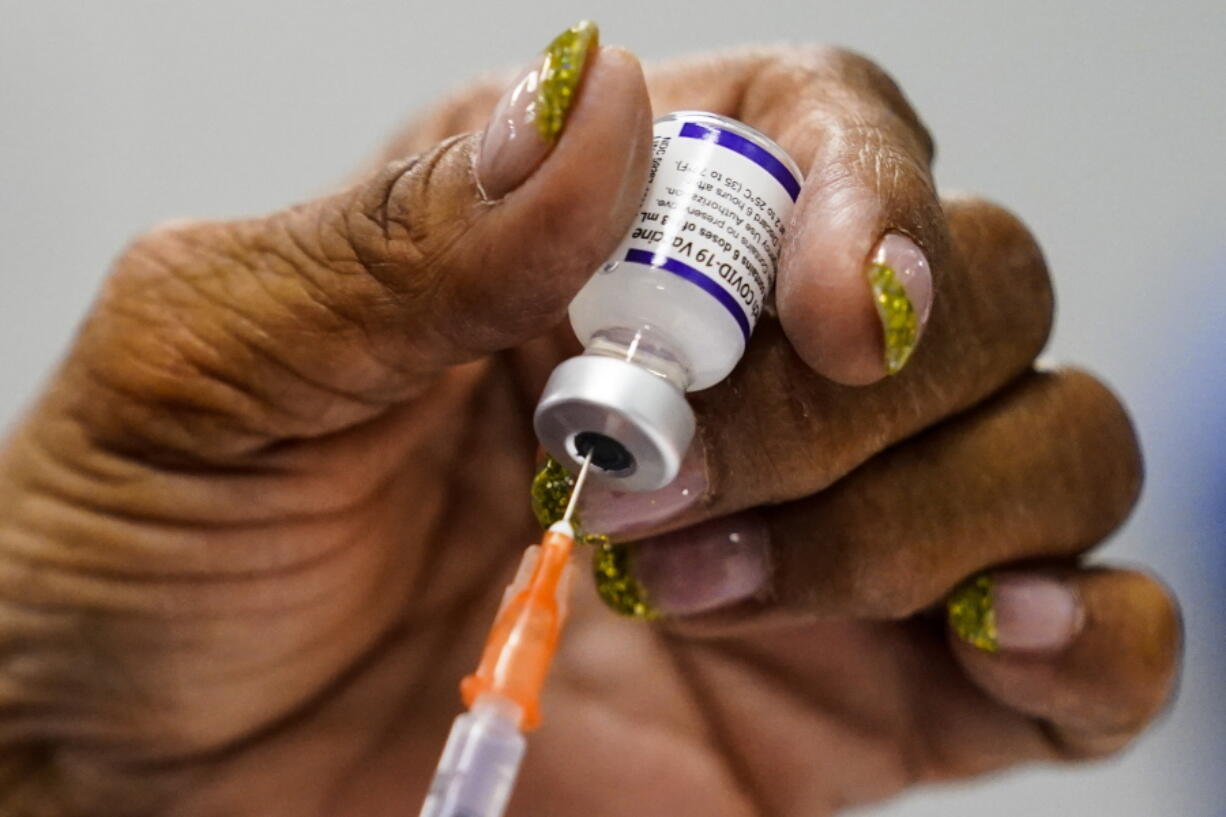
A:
535 111 802 491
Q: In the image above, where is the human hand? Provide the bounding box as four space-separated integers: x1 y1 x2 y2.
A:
0 22 1178 816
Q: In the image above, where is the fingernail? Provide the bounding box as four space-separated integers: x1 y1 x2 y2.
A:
947 574 1083 653
867 232 933 374
593 514 771 619
578 444 708 540
476 20 598 199
992 574 1083 652
530 456 576 530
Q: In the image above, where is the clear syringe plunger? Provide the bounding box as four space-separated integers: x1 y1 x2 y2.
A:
418 695 525 817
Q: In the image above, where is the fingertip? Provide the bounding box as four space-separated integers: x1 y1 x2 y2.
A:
777 211 936 386
535 41 652 195
776 261 885 386
774 123 951 384
492 40 652 288
443 39 653 352
947 568 1182 755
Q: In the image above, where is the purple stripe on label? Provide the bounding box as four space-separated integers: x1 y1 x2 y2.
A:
625 248 751 339
678 122 801 201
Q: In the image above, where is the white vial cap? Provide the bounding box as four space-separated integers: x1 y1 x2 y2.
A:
534 356 696 492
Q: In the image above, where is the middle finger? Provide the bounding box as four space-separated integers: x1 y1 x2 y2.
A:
595 368 1141 625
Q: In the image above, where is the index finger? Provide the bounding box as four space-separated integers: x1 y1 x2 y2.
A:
646 46 943 384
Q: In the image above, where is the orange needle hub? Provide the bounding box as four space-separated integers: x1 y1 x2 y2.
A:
461 523 576 730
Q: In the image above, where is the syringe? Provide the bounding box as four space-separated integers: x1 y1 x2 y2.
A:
418 452 593 817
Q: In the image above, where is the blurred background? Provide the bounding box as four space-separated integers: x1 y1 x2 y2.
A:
1 0 1222 814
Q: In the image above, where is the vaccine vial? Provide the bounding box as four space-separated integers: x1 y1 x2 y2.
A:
534 111 802 491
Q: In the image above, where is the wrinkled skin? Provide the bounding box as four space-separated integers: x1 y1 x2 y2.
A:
0 45 1178 816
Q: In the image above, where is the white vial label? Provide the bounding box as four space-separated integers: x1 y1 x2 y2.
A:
614 114 801 339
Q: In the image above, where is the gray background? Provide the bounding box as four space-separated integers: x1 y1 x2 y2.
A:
2 1 1223 814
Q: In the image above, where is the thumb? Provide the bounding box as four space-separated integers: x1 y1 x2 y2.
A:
70 22 651 457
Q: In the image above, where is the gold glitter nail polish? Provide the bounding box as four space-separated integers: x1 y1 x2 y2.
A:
532 458 653 616
530 456 576 529
868 262 919 375
947 575 998 652
536 21 598 142
530 457 607 545
592 540 659 620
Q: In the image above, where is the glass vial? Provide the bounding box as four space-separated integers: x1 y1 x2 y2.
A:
534 111 802 491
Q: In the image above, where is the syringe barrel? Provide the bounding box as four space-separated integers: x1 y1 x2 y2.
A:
419 696 526 817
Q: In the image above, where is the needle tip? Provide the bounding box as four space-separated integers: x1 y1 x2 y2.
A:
561 451 594 524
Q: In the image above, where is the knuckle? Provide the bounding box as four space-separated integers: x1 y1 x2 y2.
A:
793 531 932 620
746 45 935 166
111 219 207 283
103 219 241 336
813 45 895 90
797 522 933 619
812 46 934 162
347 132 480 285
846 121 938 208
838 574 929 619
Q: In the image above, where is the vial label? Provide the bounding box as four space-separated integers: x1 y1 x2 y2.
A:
615 114 801 339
